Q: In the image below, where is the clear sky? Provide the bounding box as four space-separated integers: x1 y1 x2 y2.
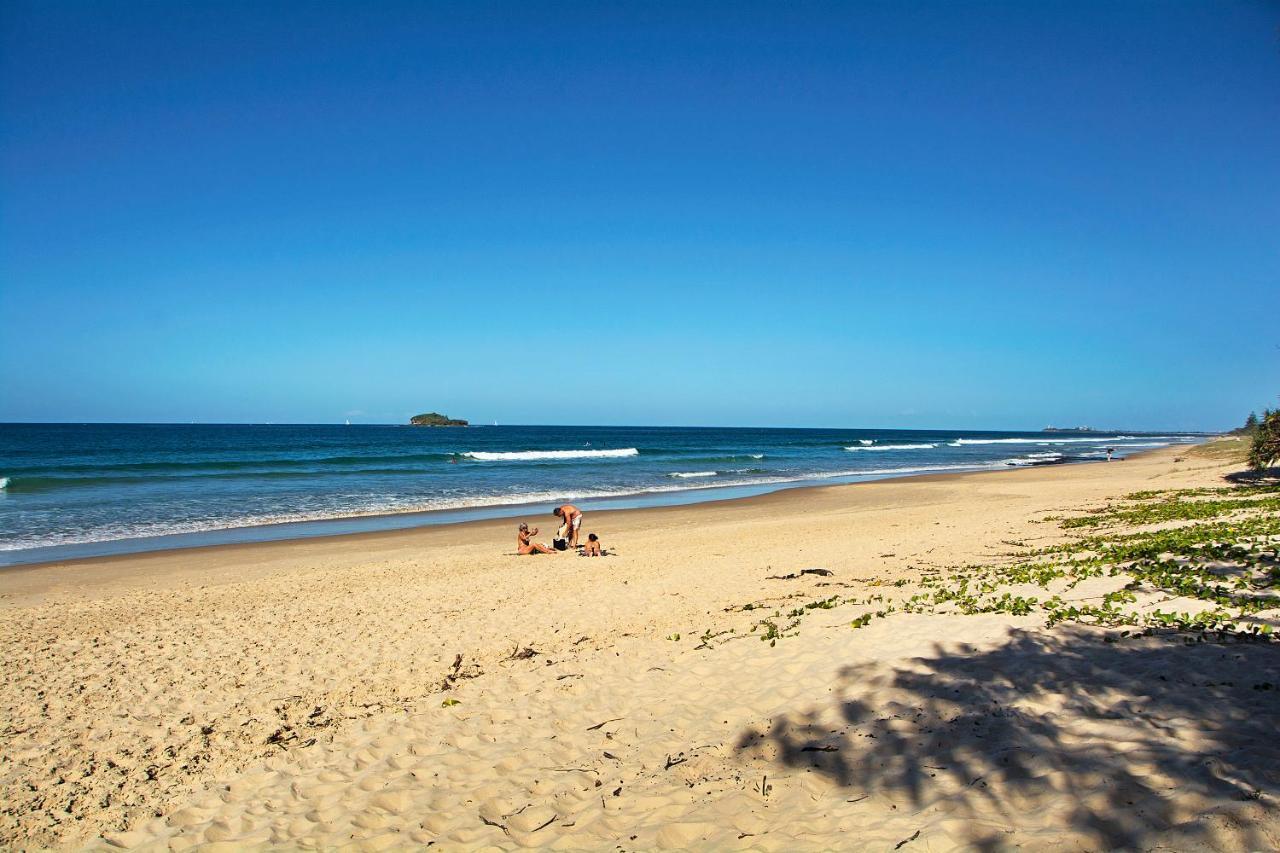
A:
2 1 1277 430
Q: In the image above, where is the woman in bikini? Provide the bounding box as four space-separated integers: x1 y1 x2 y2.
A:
517 523 556 555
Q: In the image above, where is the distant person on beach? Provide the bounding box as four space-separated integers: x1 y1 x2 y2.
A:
1105 447 1115 462
582 533 602 557
553 503 583 547
517 523 555 555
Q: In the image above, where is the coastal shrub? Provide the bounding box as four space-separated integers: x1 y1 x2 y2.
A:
1248 409 1280 471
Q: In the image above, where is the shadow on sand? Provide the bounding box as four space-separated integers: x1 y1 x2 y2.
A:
1224 468 1280 486
735 626 1279 850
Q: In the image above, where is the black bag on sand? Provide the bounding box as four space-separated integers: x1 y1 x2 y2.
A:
553 538 568 551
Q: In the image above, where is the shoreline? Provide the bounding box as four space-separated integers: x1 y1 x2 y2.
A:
0 445 1186 573
0 445 1182 604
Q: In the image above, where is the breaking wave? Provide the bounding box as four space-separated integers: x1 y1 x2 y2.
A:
463 448 640 461
1002 452 1066 466
948 437 1139 446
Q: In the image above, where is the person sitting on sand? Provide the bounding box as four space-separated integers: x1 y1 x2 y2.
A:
517 523 555 555
553 503 583 547
582 533 602 556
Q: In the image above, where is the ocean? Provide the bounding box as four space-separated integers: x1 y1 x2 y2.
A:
0 423 1202 566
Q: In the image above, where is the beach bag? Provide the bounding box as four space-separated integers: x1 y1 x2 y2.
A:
553 538 569 551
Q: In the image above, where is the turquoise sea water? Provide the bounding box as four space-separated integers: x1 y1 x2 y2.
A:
0 424 1202 565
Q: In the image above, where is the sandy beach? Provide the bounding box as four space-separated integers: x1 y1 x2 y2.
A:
7 1 1276 848
2 443 1277 851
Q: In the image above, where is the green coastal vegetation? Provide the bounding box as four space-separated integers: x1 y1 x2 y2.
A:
1237 408 1280 471
692 410 1279 649
409 412 468 427
724 468 1278 647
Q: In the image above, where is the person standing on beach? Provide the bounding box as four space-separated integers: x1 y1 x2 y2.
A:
553 503 583 547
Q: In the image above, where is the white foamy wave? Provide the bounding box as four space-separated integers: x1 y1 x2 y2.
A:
748 453 765 459
845 443 936 451
669 471 717 478
1002 454 1065 466
856 439 874 446
852 463 1004 476
949 436 1138 446
463 448 639 461
0 477 7 490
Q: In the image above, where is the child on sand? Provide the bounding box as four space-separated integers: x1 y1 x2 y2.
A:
582 533 602 556
517 523 555 555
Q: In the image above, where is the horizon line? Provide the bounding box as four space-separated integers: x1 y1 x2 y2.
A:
0 421 1224 434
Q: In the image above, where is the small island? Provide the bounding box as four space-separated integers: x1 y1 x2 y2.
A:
410 412 468 427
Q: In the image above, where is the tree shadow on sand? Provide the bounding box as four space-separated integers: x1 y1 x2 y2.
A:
1224 468 1280 486
735 627 1279 850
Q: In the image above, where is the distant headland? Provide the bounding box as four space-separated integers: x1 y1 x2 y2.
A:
409 412 468 427
1043 426 1094 433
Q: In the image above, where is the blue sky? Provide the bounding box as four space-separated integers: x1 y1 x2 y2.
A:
2 1 1277 430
